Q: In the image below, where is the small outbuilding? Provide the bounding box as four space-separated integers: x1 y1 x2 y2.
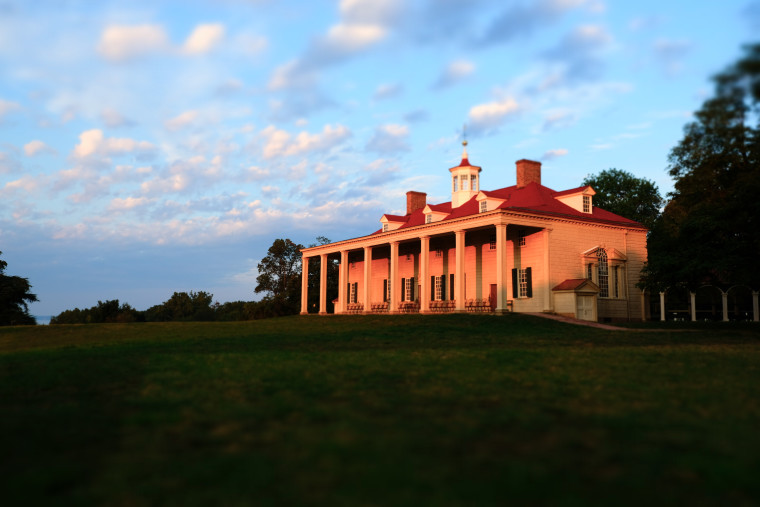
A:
552 279 600 322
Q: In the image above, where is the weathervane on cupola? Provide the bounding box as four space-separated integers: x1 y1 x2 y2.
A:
449 124 482 208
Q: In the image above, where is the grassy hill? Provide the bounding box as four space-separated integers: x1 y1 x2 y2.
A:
1 315 759 505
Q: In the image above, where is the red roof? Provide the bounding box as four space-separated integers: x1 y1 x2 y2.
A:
553 279 597 291
371 180 645 234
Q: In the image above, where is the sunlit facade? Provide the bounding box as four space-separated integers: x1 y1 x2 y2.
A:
301 145 648 322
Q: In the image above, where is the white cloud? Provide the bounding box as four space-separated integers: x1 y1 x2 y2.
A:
100 108 133 128
182 23 225 55
260 124 351 159
267 0 402 91
325 23 386 52
269 60 317 90
24 140 54 157
541 110 576 131
542 148 568 160
468 97 520 131
373 83 403 100
97 24 169 62
108 196 152 212
2 175 41 194
433 59 475 89
72 129 155 159
164 110 199 132
365 124 410 154
340 0 402 25
0 99 21 118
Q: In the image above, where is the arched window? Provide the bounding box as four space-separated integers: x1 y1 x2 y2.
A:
597 249 609 298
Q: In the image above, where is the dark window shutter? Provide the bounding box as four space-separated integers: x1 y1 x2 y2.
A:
526 267 533 298
401 277 406 302
410 277 415 301
441 276 446 300
383 279 388 302
450 274 455 301
347 283 351 303
512 269 518 298
431 276 435 301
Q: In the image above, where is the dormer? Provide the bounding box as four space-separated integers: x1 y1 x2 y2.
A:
422 204 449 224
475 191 507 213
380 214 406 232
554 185 596 213
449 140 482 208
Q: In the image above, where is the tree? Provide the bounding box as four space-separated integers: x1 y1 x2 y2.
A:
642 43 760 290
0 251 38 326
582 169 664 230
255 238 304 314
144 291 215 322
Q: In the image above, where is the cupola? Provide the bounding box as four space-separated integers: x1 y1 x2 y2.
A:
449 140 482 208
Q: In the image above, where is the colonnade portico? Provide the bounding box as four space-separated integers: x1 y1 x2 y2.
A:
300 220 521 315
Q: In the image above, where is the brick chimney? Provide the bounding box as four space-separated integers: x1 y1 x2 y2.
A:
406 191 427 215
516 159 541 188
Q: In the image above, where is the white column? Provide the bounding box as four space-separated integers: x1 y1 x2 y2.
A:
300 255 309 315
753 291 759 322
337 250 348 314
318 254 328 315
659 291 666 322
420 236 430 313
543 228 552 312
455 230 465 312
722 291 729 322
690 292 697 322
389 242 399 313
495 224 508 313
363 246 372 314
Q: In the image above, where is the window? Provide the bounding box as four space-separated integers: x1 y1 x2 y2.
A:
349 282 357 303
480 201 488 213
435 249 442 258
489 234 496 250
406 254 412 261
452 176 458 192
597 249 609 298
586 263 593 280
383 223 389 232
519 230 527 247
434 276 443 301
512 268 532 298
471 175 477 192
426 214 432 224
404 277 414 301
583 195 591 213
519 269 528 298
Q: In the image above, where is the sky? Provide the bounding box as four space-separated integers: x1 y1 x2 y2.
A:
1 0 758 317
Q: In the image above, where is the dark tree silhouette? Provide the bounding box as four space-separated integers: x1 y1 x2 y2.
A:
642 43 760 290
0 251 38 326
582 169 664 230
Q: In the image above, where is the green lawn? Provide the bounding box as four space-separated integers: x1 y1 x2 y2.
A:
1 315 759 506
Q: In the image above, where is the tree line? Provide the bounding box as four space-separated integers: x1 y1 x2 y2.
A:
49 291 301 325
47 236 336 325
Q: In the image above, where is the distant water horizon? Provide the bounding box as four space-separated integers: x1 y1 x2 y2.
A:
35 316 52 325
